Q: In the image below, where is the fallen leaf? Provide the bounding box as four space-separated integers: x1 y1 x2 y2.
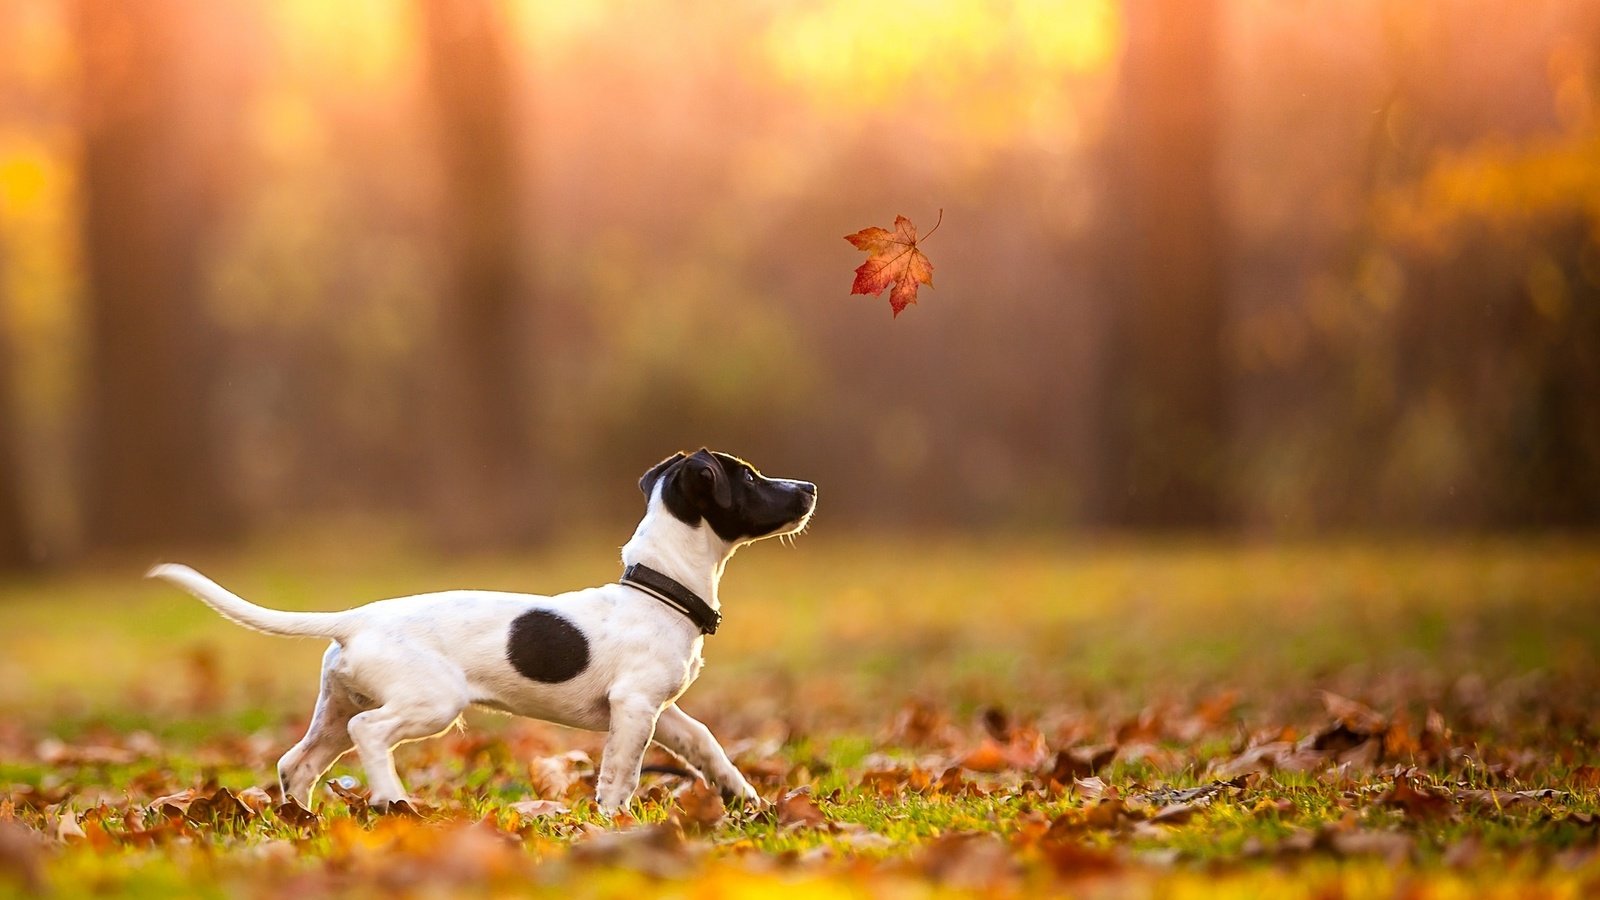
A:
236 787 274 814
273 800 320 830
1036 837 1121 878
1073 776 1111 801
917 832 1016 888
1047 745 1117 785
1321 827 1414 863
844 212 939 316
1454 788 1567 810
507 798 568 821
1380 775 1453 820
186 787 254 827
959 738 1010 773
571 824 690 878
0 822 45 894
669 780 725 833
775 787 830 828
1318 691 1388 735
55 810 85 843
862 767 934 797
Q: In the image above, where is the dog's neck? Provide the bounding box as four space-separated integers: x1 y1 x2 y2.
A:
620 493 734 612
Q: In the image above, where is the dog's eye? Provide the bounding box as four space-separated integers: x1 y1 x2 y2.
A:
744 470 755 484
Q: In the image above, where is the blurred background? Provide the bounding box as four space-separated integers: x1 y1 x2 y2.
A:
1 0 1597 569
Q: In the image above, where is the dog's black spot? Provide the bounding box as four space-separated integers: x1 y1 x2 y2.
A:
648 448 816 542
506 610 590 683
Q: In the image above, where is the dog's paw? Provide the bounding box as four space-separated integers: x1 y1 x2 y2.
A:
723 791 771 817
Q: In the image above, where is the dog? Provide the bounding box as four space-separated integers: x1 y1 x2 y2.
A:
148 449 816 815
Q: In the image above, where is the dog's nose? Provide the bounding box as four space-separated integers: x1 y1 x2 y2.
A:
798 482 817 496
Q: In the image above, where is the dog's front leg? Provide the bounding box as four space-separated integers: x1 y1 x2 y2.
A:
653 704 759 804
595 693 664 816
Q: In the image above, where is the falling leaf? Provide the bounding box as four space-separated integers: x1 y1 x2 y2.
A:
844 211 939 317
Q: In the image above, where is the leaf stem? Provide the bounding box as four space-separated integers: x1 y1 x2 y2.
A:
921 208 944 243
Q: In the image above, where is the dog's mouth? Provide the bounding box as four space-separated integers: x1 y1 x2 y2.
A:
775 493 817 546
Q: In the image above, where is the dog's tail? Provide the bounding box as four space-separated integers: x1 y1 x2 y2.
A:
147 564 351 640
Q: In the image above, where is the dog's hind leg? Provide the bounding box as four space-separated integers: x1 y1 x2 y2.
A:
652 704 759 804
345 680 466 810
277 643 359 808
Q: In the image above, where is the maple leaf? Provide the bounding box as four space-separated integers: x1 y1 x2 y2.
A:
844 210 940 316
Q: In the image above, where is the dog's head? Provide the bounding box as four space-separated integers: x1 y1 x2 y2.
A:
639 449 816 544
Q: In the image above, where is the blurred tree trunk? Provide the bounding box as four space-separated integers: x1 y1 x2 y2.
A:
1096 0 1229 528
416 0 543 546
76 0 240 549
0 321 30 570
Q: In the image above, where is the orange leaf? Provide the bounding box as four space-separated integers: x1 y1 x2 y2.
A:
844 211 939 317
667 781 725 832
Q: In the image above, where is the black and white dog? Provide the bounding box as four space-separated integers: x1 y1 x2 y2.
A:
149 450 816 815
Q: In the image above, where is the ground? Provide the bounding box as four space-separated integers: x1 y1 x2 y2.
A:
2 532 1598 897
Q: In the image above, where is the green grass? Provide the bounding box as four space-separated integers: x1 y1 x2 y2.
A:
3 533 1599 896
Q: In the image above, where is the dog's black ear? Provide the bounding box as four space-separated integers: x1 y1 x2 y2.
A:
639 452 688 497
685 448 732 509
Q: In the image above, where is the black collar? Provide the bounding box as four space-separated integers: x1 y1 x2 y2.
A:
620 563 721 635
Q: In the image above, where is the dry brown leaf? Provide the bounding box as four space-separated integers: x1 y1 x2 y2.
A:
273 800 320 830
1072 776 1111 801
1047 745 1116 785
1038 837 1122 878
959 738 1010 773
0 821 45 894
326 778 370 820
55 810 85 843
862 767 933 797
886 700 960 748
1381 776 1454 820
186 787 254 827
570 824 690 878
1321 827 1414 863
916 832 1016 888
668 781 725 832
775 788 830 828
529 750 593 799
508 799 568 821
1318 691 1388 734
147 788 199 815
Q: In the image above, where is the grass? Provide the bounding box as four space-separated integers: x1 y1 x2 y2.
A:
2 531 1599 896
